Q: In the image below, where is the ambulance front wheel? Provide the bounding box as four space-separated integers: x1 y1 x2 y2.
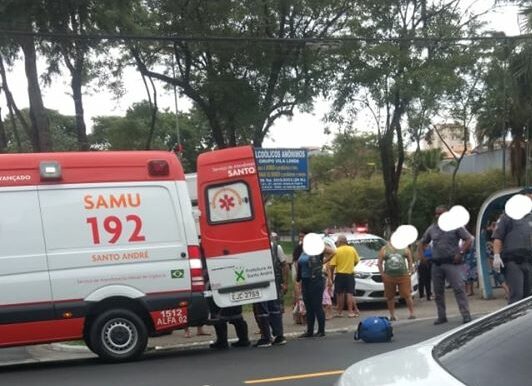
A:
89 309 148 362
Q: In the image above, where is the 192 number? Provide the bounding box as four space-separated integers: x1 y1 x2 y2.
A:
86 215 145 244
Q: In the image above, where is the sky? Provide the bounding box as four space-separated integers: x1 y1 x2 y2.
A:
1 2 523 150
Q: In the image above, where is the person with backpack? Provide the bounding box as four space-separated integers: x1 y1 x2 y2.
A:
377 241 416 321
252 232 290 347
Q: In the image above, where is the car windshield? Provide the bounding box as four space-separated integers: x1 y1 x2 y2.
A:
434 298 532 386
347 238 386 260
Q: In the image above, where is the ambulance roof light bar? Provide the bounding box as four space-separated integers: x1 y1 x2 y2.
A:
40 161 62 180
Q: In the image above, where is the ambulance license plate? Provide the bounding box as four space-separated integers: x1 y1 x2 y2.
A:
230 289 261 302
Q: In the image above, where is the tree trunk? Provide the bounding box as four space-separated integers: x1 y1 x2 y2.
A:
380 99 405 231
208 113 226 149
407 142 421 224
139 72 158 150
0 109 7 152
380 131 401 230
19 34 51 152
0 54 27 152
71 70 89 150
510 135 526 186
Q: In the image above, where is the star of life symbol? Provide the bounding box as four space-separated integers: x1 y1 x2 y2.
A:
208 182 252 223
219 194 235 211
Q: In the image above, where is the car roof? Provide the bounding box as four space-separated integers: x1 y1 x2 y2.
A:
327 232 385 242
339 297 532 386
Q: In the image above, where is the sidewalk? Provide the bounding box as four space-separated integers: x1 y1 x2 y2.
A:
149 287 508 349
27 288 508 361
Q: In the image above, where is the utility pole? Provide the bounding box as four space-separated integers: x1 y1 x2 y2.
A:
290 193 296 247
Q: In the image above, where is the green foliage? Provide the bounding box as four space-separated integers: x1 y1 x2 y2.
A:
125 0 351 147
321 177 385 232
405 148 445 173
308 153 336 185
330 0 484 228
269 169 508 238
329 131 380 179
308 131 380 187
399 170 505 233
89 101 210 172
3 109 78 152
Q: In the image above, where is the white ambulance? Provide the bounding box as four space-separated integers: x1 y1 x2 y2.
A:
0 146 276 362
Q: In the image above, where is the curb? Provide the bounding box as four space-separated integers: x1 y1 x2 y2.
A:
48 343 92 354
46 311 489 357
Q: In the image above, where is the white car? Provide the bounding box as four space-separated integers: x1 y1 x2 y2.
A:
328 232 419 303
337 296 532 386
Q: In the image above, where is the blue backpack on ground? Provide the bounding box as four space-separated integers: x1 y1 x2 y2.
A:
354 316 393 343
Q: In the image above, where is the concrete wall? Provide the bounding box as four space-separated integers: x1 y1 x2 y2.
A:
439 148 510 174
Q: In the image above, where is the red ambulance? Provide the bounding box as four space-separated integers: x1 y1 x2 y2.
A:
0 146 276 362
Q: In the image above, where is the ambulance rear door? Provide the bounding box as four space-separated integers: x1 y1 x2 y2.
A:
197 146 276 307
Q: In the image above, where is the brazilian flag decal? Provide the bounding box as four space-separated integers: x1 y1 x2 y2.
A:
171 269 185 279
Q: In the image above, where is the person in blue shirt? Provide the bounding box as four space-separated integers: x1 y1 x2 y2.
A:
296 242 335 338
417 243 433 300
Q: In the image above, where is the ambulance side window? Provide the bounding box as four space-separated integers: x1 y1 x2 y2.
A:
0 190 45 262
206 181 253 224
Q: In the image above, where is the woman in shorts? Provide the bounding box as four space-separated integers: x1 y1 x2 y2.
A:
377 242 416 321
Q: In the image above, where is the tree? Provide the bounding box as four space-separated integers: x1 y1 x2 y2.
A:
440 64 484 204
406 93 437 224
123 0 351 148
0 0 51 151
476 38 532 186
329 131 380 180
0 53 27 152
90 101 211 172
331 0 484 229
41 0 94 150
1 108 78 152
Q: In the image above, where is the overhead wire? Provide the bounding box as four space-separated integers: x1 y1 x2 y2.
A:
1 29 532 45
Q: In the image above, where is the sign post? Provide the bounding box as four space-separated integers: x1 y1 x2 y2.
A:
254 148 309 246
254 148 309 193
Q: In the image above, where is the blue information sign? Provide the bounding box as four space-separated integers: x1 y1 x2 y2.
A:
254 148 309 194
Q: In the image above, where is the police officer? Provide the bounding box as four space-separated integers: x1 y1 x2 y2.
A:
418 205 473 324
493 188 532 304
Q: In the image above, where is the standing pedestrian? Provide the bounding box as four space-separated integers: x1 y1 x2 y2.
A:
462 236 478 296
322 258 334 320
204 258 249 349
329 235 360 318
377 240 416 321
417 244 433 300
296 239 334 338
486 219 510 299
292 231 306 263
291 231 306 282
252 232 290 347
492 189 532 304
418 205 473 325
209 303 250 349
184 326 211 338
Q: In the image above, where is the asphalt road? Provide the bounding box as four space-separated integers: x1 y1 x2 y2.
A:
0 318 462 386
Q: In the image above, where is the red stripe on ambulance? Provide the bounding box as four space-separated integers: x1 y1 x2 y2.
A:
0 319 84 348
